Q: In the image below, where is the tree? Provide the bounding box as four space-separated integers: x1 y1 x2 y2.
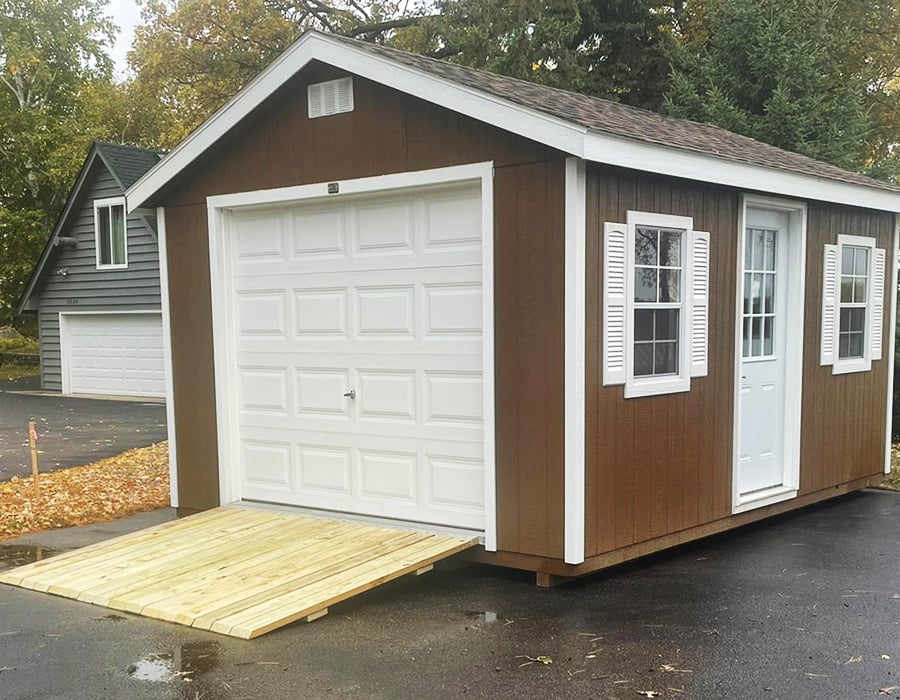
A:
0 0 120 324
663 0 892 172
404 0 681 111
129 1 427 146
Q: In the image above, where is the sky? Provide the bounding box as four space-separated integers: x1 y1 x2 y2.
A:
106 0 143 77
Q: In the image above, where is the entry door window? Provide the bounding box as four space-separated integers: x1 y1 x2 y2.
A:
742 228 777 358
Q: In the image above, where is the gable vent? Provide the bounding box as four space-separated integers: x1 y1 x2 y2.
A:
308 77 354 119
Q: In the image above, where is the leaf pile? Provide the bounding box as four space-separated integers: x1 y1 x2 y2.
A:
0 442 169 541
882 444 900 492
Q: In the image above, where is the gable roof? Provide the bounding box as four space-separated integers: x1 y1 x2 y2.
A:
17 142 164 313
128 30 900 213
96 142 164 190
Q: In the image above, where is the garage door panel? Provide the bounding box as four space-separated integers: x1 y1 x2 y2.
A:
230 183 484 529
64 314 165 398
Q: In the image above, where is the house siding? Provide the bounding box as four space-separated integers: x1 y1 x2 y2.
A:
34 162 161 391
158 65 568 560
584 163 892 561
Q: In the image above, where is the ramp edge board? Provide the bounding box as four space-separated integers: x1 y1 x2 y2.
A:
0 507 479 639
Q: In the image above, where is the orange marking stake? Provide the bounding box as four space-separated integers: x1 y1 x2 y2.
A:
28 420 39 501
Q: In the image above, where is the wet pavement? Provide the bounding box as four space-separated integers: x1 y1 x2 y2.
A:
0 375 167 481
0 490 898 699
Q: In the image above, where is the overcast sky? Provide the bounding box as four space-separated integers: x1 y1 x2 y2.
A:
106 0 143 77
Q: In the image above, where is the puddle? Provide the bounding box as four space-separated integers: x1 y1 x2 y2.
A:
464 610 498 623
0 545 65 573
128 642 221 686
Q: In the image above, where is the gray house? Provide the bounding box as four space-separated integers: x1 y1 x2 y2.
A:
18 142 166 398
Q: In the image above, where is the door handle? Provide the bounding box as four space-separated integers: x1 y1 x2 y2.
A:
343 390 356 400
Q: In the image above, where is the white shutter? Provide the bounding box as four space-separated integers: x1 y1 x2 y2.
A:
603 222 628 386
820 244 838 366
689 230 710 377
307 77 354 119
871 247 887 361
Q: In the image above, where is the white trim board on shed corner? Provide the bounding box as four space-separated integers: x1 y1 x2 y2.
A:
127 31 900 214
206 162 497 551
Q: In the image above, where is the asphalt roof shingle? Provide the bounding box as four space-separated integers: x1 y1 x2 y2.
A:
96 142 164 190
326 33 900 195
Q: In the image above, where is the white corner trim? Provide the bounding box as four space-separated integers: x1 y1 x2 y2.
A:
732 194 807 513
156 207 179 508
125 32 900 216
564 157 586 565
886 217 899 474
205 161 498 547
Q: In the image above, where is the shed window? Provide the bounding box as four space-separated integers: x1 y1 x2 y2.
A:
820 234 885 374
602 211 710 398
95 197 127 269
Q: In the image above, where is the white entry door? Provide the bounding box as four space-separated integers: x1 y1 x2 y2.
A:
62 312 165 398
225 182 486 529
737 209 791 497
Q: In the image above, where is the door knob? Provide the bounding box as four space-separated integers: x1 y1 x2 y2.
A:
343 390 356 399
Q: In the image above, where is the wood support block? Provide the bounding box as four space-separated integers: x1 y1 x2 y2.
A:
304 608 328 623
535 572 570 588
414 564 434 576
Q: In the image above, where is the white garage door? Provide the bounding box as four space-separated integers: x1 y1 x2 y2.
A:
62 313 165 398
226 182 485 529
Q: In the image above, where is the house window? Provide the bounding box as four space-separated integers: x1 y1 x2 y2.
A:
838 245 868 360
602 211 710 398
633 227 683 377
94 197 127 269
820 233 885 375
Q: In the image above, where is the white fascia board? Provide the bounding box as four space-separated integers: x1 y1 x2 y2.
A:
584 133 900 213
127 32 586 211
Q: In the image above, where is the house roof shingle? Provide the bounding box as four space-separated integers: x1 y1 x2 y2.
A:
96 142 165 191
326 33 900 195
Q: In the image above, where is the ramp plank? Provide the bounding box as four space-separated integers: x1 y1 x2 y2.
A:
0 507 478 639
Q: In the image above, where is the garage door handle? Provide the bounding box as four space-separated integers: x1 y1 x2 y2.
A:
343 390 356 400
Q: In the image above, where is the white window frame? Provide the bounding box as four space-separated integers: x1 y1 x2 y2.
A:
94 196 128 270
832 234 876 375
624 211 694 398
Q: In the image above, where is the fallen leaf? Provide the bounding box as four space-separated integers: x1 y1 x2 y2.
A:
660 664 693 673
878 687 899 696
882 655 892 661
536 656 553 665
0 443 169 542
846 656 863 664
637 692 661 698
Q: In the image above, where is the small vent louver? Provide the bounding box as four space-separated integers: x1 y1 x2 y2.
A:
308 77 354 119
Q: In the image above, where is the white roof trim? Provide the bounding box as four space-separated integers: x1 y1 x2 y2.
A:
127 31 900 214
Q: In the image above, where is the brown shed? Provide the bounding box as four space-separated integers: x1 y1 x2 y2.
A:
127 31 900 583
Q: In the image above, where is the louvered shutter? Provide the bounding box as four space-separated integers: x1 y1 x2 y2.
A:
603 222 628 386
871 247 887 361
689 231 710 378
820 244 838 366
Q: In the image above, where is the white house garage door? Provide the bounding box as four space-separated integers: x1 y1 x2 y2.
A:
62 313 165 398
225 182 486 529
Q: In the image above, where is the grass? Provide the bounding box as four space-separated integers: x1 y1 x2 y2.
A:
0 364 39 381
0 336 38 353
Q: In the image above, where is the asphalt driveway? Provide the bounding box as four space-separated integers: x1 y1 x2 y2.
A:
0 489 898 699
0 375 167 481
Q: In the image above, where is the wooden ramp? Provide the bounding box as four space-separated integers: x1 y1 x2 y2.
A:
0 507 478 639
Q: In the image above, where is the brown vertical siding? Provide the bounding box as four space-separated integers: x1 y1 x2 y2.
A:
586 164 739 558
800 204 893 494
585 163 892 562
157 65 566 558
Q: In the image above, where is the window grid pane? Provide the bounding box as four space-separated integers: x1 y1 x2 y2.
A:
742 228 777 359
633 227 684 379
837 245 869 360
